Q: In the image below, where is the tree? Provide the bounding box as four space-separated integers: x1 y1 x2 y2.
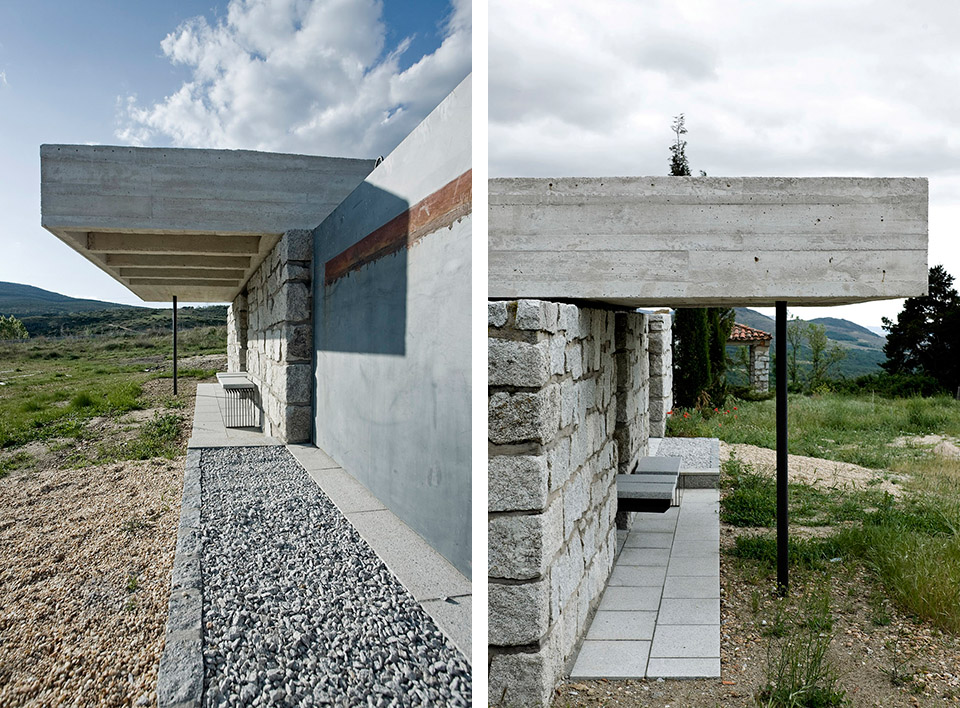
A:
674 308 712 407
806 322 846 390
786 317 804 387
882 265 960 392
669 114 691 177
668 114 734 406
0 315 28 340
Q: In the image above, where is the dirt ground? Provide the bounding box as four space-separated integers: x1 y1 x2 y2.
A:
555 443 960 708
0 378 203 707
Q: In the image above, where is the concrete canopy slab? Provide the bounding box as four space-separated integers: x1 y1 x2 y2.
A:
489 176 929 306
41 144 377 302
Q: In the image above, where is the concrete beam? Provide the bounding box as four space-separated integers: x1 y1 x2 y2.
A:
40 144 377 302
87 232 262 255
128 277 240 287
489 176 928 306
106 254 252 269
117 267 246 280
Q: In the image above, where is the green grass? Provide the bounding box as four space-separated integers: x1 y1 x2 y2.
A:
0 451 33 477
723 451 960 635
103 412 184 462
668 393 960 469
0 330 221 450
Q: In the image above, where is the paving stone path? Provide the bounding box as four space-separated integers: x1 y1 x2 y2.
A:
571 488 721 680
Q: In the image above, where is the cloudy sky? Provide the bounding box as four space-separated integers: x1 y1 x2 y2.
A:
489 0 959 330
0 0 470 306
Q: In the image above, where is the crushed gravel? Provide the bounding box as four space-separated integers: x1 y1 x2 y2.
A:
199 446 470 708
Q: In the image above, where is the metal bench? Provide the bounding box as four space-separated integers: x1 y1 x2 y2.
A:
215 372 261 429
616 456 681 514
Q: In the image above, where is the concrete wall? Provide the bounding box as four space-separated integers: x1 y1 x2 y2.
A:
311 75 472 578
648 313 673 437
489 299 652 706
489 177 929 307
227 230 314 443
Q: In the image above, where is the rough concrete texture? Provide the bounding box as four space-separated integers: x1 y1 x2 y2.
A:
489 299 644 707
312 75 472 578
489 176 928 306
40 144 375 303
229 229 313 443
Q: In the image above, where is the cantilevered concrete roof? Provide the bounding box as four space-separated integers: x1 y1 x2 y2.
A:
41 145 377 302
489 176 929 307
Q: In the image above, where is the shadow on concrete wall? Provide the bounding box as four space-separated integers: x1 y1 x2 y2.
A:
314 183 409 355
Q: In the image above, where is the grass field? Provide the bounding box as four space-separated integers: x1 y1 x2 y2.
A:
671 391 960 703
0 327 225 468
667 392 960 469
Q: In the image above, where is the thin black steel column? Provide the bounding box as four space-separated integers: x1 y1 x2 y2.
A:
776 300 788 594
173 295 178 396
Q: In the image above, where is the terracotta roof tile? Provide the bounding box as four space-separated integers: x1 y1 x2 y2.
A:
729 322 773 343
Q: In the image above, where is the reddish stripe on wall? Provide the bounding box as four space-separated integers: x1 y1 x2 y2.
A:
324 169 472 286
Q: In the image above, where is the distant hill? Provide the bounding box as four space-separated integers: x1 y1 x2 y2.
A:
730 307 887 380
0 281 226 337
0 281 136 316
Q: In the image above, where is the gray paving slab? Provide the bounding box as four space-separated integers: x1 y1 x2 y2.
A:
657 598 720 625
650 624 721 658
420 595 472 662
669 540 719 558
302 466 387 514
662 576 721 599
618 548 671 567
631 517 679 533
668 555 720 577
570 641 651 679
608 565 667 587
585 611 657 640
287 443 341 470
646 657 721 679
623 532 674 549
347 509 472 604
598 586 662 612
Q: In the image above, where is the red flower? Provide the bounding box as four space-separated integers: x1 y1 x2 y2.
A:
667 410 673 415
733 407 738 410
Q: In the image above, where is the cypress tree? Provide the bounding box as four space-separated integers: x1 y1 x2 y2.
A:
668 115 733 407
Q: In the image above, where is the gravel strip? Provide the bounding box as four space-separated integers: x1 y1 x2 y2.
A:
655 437 719 469
199 446 470 708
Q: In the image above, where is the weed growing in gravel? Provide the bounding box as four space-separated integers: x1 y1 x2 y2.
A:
721 456 777 526
757 589 848 708
0 451 32 477
126 573 139 593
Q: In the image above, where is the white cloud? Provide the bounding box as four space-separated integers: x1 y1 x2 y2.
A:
489 0 960 326
490 0 960 180
0 70 7 87
117 0 471 157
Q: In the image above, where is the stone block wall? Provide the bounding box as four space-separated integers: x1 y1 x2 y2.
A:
227 229 314 443
226 292 247 372
489 299 633 707
614 312 649 475
750 343 771 392
647 313 673 437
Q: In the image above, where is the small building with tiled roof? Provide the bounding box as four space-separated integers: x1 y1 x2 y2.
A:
729 322 773 344
728 323 772 391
